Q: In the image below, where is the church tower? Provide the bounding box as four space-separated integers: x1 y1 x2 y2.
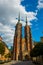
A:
13 15 32 61
24 16 32 59
13 13 22 60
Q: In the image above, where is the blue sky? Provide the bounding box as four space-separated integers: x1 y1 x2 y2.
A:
22 0 43 42
0 0 43 47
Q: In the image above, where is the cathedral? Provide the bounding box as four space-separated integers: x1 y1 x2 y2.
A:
13 14 32 61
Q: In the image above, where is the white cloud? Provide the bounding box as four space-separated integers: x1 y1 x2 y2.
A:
0 0 37 47
0 22 15 46
37 0 43 9
0 0 37 25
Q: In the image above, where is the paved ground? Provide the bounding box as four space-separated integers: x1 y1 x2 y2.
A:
0 61 35 65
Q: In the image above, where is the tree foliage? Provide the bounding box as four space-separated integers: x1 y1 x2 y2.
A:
9 46 13 52
0 41 5 55
5 53 11 58
30 42 43 57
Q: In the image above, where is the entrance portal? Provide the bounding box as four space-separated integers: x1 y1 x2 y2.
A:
25 55 29 61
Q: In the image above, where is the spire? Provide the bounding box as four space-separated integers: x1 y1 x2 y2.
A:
26 16 27 25
18 12 20 23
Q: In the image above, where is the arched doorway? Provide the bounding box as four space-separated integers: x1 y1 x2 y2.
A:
25 55 29 61
18 55 20 60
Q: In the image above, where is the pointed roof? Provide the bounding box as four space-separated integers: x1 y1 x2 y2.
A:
26 16 27 25
18 12 20 23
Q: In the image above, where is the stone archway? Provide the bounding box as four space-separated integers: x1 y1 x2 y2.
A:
25 55 29 61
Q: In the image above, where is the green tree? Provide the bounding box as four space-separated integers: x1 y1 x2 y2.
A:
0 41 5 55
5 53 11 58
9 46 13 59
9 46 13 52
30 42 43 57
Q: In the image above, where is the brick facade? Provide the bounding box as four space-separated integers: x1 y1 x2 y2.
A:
13 16 32 61
13 23 22 60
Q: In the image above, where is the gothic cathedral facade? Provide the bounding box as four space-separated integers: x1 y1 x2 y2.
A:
13 14 32 61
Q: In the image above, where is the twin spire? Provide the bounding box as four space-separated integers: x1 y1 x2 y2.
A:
26 16 27 25
18 12 20 22
18 13 28 25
